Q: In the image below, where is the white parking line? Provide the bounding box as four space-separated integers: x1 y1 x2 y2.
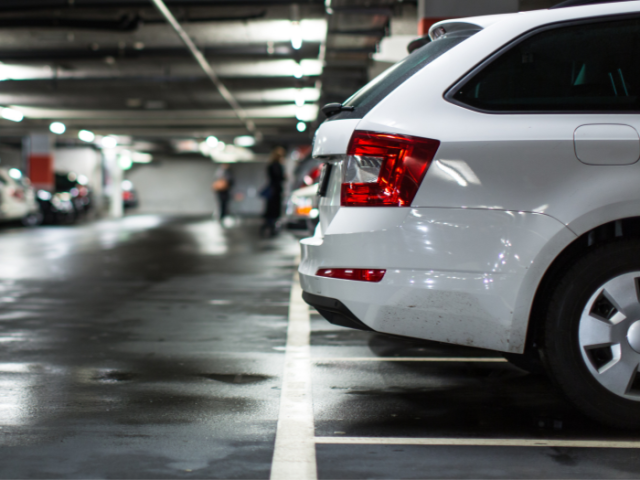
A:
314 357 507 362
270 272 317 480
314 437 640 449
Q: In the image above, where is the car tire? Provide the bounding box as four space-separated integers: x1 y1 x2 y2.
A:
503 350 545 375
21 211 43 227
543 240 640 428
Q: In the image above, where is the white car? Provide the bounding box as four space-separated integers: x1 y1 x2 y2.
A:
300 0 640 427
285 183 320 237
0 168 40 226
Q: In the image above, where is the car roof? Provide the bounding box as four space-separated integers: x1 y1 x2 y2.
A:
429 0 640 38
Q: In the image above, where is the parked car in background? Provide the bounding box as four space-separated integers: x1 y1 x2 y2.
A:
0 168 41 226
36 189 76 225
285 183 319 237
122 180 139 209
36 172 90 225
301 1 640 428
55 172 92 218
285 157 322 237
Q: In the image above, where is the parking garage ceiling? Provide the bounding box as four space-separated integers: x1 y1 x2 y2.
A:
0 0 408 158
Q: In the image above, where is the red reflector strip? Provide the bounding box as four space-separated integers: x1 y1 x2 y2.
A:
316 268 386 283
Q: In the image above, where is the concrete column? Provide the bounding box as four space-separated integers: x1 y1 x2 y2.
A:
26 134 54 190
417 0 519 35
104 149 123 218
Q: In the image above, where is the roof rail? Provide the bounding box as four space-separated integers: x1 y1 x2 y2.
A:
552 0 636 9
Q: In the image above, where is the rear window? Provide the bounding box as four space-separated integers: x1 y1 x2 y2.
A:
449 16 640 112
327 29 480 121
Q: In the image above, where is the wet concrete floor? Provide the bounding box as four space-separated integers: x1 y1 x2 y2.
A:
0 215 638 479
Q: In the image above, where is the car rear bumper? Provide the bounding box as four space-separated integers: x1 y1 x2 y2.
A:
299 206 575 353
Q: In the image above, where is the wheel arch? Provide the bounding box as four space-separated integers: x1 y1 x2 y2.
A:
523 216 640 354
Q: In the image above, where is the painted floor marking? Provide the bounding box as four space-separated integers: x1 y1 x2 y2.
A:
314 437 640 449
270 271 317 480
314 357 507 363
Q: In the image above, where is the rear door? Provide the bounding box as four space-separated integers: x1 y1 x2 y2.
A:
425 14 640 226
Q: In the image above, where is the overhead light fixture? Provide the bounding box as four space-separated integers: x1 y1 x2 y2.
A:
8 168 22 180
49 122 66 135
119 155 133 170
295 89 305 107
293 63 303 79
132 152 153 163
206 136 219 148
78 130 95 142
118 151 132 170
291 21 302 50
101 136 118 149
0 107 23 122
325 0 334 14
297 122 307 133
234 135 256 147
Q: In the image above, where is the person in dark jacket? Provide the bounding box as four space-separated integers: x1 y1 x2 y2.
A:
261 147 286 237
212 163 234 222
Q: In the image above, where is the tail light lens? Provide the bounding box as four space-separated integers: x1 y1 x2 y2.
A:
316 268 386 283
341 131 440 207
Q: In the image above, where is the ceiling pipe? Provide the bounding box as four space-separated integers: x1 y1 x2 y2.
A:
150 0 259 137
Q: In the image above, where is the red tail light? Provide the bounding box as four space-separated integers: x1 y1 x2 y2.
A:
316 268 386 283
341 131 440 207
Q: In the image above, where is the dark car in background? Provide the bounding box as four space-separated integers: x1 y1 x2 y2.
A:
37 172 92 225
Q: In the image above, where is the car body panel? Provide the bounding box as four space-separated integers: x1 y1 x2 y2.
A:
300 207 574 353
312 119 361 158
0 169 38 222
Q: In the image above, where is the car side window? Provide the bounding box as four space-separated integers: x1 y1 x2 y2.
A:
451 16 640 112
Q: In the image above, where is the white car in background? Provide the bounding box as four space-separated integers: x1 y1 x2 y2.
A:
0 168 40 226
285 183 320 237
300 0 640 427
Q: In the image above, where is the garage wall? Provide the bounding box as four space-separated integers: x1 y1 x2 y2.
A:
125 157 268 216
0 145 22 170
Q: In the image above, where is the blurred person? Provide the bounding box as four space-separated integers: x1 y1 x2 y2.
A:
212 163 234 222
260 147 286 237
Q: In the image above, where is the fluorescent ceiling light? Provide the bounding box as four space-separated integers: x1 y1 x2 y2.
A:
119 155 132 170
101 136 118 149
49 122 66 134
212 59 322 78
183 19 326 44
0 107 23 122
0 63 52 81
325 0 334 14
13 104 321 121
291 21 302 50
78 130 95 142
235 87 320 103
132 152 153 163
234 135 255 147
206 136 219 148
